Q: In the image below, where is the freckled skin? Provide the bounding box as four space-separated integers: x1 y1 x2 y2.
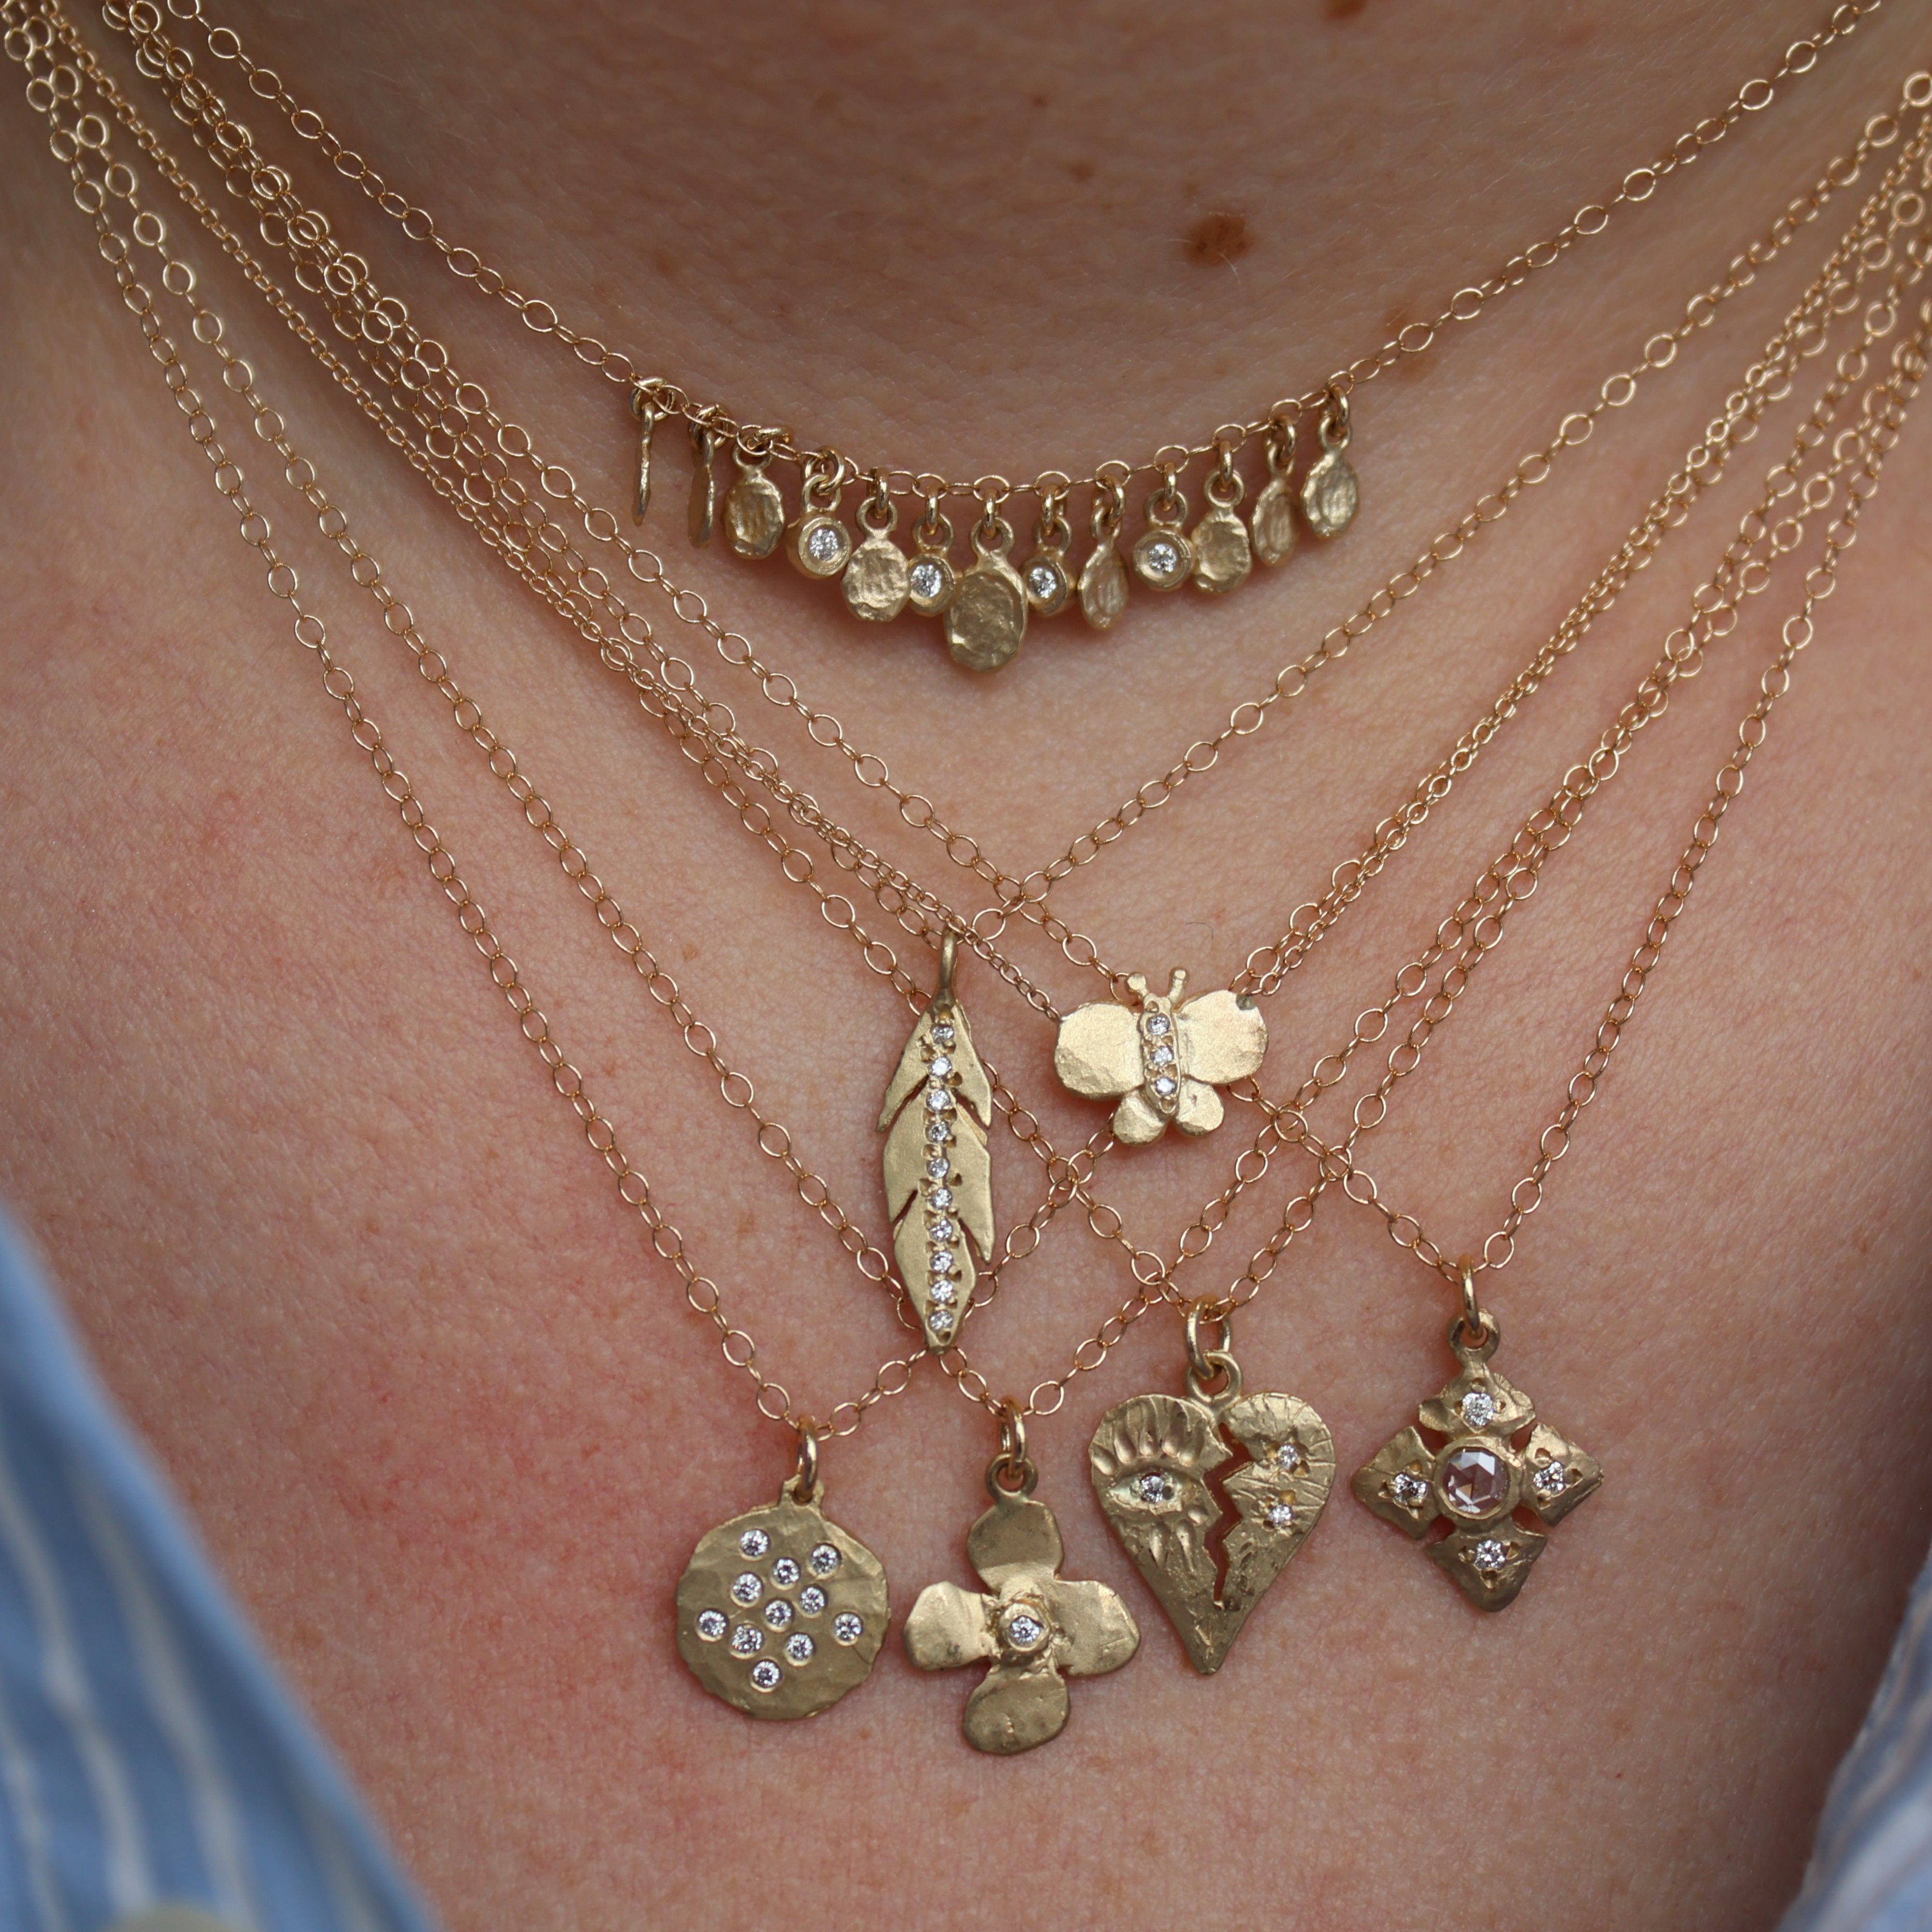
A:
1 3 1929 1930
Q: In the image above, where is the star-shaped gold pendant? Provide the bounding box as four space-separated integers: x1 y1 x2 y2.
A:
1353 1309 1601 1611
904 1477 1139 1754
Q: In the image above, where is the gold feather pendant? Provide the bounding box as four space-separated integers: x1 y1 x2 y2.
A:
879 936 995 1350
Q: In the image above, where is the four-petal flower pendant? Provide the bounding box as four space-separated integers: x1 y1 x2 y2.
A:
1352 1313 1602 1610
903 1480 1140 1754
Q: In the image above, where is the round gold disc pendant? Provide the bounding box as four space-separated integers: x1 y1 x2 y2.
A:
675 1481 889 1719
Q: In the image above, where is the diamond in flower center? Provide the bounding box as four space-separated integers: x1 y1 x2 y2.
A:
1440 1444 1511 1518
1003 1608 1048 1653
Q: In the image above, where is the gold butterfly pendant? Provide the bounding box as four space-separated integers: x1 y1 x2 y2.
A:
1052 970 1266 1143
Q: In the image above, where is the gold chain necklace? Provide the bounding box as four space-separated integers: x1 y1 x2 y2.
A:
15 0 1932 1749
168 0 1879 661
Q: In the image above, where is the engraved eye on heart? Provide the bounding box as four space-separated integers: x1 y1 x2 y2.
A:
1089 1357 1334 1676
1053 968 1266 1143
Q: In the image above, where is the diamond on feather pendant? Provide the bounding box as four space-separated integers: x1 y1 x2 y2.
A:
1054 968 1265 1142
1090 1312 1331 1673
879 935 994 1350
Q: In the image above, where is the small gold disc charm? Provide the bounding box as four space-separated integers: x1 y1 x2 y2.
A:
787 462 853 580
1054 969 1266 1142
1132 477 1193 590
907 498 958 615
676 1462 889 1720
1190 454 1252 595
724 448 786 559
628 382 658 526
905 1418 1138 1755
687 423 719 547
1300 387 1360 540
879 934 993 1349
1078 483 1130 630
1353 1286 1601 1611
1250 415 1299 567
1020 496 1074 615
844 481 911 622
945 512 1028 671
1090 1313 1332 1673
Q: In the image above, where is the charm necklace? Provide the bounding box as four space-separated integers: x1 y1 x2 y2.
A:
14 0 1932 1752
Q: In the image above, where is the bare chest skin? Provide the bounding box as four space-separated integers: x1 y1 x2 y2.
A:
2 3 1930 1928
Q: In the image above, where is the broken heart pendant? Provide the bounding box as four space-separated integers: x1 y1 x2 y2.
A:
1088 1317 1333 1674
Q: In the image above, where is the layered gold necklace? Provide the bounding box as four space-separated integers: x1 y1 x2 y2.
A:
12 0 1930 1752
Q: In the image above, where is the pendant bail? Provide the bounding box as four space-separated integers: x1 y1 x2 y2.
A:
986 1398 1037 1499
788 1416 821 1502
937 928 959 1004
1451 1258 1500 1362
1183 1299 1242 1405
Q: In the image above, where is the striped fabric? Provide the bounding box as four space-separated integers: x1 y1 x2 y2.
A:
1782 1548 1932 1932
0 1208 1926 1929
0 1216 437 1932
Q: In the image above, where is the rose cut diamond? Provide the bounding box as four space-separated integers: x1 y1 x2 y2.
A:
1026 562 1060 600
1441 1444 1510 1518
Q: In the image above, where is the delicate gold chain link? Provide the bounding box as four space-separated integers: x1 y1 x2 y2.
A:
80 0 1926 1031
13 6 1930 1436
145 0 1878 522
